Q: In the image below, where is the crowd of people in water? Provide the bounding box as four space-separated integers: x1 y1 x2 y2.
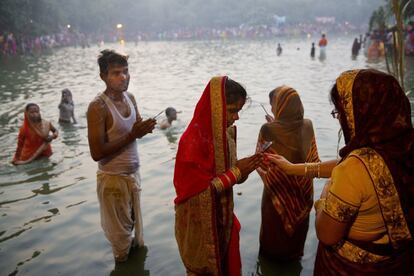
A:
9 48 414 275
6 20 414 58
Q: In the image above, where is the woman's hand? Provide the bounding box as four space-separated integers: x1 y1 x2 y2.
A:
236 153 263 180
264 153 293 173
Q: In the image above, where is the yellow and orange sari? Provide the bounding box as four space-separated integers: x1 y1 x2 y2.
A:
314 69 414 275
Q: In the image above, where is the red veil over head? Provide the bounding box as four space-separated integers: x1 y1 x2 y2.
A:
174 76 241 275
174 76 229 204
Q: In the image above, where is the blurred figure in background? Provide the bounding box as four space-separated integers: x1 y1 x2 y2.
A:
276 43 283 56
318 34 328 60
351 37 361 57
310 42 316 58
58 88 77 124
159 107 178 130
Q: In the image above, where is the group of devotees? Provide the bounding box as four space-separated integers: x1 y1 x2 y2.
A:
12 49 414 275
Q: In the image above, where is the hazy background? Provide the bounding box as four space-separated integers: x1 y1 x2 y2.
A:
1 0 383 35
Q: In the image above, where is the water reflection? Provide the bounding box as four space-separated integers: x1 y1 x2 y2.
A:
110 246 150 276
59 123 82 146
255 254 303 276
0 39 413 276
161 121 185 146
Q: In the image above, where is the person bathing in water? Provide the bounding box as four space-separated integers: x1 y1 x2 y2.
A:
159 107 178 130
58 88 77 124
12 103 59 165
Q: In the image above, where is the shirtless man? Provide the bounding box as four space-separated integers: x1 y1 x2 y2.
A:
159 107 178 130
58 88 77 124
87 49 156 263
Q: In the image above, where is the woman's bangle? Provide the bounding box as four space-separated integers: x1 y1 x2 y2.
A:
229 166 242 183
305 162 321 178
213 167 242 193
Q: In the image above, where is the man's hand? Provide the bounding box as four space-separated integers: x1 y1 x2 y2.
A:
130 118 156 139
265 114 274 122
236 153 263 180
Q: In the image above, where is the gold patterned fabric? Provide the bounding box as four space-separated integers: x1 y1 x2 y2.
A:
210 77 226 175
334 69 414 237
324 192 359 223
335 69 359 141
174 76 241 275
349 148 412 248
334 240 390 263
315 69 414 274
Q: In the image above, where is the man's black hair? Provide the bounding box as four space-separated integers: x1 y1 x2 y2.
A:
97 49 128 74
165 107 177 117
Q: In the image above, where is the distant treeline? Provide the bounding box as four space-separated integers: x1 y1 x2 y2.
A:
0 0 383 36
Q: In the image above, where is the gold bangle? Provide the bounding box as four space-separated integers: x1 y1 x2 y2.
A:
317 162 321 178
305 162 321 178
230 166 242 183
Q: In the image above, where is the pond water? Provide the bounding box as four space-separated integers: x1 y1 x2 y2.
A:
0 37 413 275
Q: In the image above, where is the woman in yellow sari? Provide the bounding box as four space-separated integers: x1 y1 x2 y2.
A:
267 69 414 275
174 77 262 275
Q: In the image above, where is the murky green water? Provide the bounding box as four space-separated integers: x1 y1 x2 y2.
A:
1 37 413 276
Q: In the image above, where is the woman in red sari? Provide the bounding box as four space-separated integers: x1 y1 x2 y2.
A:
12 103 58 165
174 76 262 276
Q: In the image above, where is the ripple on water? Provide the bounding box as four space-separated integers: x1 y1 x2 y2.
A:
0 39 412 275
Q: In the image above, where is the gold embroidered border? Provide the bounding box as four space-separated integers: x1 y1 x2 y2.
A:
324 192 359 223
335 240 390 263
276 88 297 118
210 76 226 174
175 187 221 275
350 148 412 248
336 70 360 140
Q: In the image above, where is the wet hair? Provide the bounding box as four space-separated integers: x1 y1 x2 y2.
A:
25 103 39 111
97 49 128 74
268 89 276 105
165 107 177 117
225 78 247 105
329 83 339 108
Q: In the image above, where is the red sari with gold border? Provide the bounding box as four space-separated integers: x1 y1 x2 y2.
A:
174 76 241 275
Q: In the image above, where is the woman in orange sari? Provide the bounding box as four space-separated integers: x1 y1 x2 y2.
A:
256 86 320 261
12 103 58 165
174 76 262 275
